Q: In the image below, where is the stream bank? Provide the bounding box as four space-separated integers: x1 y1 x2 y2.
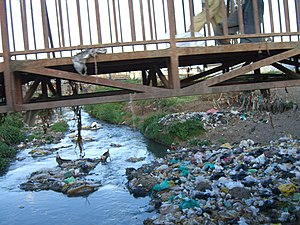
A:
0 109 167 225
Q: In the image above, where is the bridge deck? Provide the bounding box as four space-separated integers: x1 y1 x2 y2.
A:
1 0 300 113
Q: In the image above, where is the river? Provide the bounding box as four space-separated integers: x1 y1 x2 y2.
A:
0 110 167 225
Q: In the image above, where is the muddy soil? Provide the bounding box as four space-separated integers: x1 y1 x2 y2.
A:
202 87 300 145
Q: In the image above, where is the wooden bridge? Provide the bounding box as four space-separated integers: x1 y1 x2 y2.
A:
0 0 300 113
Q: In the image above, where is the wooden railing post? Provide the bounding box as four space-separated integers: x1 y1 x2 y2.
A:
0 0 14 111
167 0 180 89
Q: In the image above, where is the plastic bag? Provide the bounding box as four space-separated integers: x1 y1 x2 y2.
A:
179 199 200 210
179 165 190 177
152 180 170 192
63 176 75 184
278 183 297 197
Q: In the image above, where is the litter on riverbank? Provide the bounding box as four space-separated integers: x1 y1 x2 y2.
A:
126 136 300 224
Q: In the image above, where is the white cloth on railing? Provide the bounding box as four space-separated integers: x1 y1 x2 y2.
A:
72 48 107 76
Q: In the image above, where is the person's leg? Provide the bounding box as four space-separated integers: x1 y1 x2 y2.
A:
191 0 222 32
241 0 264 43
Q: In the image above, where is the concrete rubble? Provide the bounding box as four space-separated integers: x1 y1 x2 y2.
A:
126 136 300 224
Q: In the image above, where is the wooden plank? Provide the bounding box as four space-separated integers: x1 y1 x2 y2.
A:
13 49 172 68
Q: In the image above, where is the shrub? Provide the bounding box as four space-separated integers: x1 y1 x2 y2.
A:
0 158 9 174
0 141 17 175
168 119 205 140
0 113 25 145
140 114 205 145
140 113 174 145
0 113 25 174
0 142 16 158
0 113 24 128
0 125 25 145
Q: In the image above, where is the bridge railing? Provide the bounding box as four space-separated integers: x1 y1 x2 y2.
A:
0 0 300 60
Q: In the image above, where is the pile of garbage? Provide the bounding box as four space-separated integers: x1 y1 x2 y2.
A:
158 110 243 130
20 157 102 197
126 136 300 224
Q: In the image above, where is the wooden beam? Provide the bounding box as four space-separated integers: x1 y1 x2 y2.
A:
14 79 300 112
152 65 169 88
45 79 58 96
203 47 300 87
272 62 300 79
20 67 169 93
23 78 41 103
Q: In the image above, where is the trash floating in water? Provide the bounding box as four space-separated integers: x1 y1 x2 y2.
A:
126 136 300 224
20 157 102 197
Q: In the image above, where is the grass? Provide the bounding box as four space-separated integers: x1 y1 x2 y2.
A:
50 120 69 133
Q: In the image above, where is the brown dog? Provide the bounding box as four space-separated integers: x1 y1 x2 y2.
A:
100 149 110 163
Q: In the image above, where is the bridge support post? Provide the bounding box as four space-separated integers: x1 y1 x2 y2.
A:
167 0 180 89
0 0 15 111
168 55 181 89
13 74 23 105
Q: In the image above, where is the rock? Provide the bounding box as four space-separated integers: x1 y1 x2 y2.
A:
126 157 146 163
196 181 212 191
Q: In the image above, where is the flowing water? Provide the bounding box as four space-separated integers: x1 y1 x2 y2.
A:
0 110 167 225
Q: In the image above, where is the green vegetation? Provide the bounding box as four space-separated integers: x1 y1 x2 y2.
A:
140 113 205 146
0 113 25 145
50 120 69 133
0 142 16 173
0 113 26 175
85 102 128 124
187 138 212 147
217 137 228 144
